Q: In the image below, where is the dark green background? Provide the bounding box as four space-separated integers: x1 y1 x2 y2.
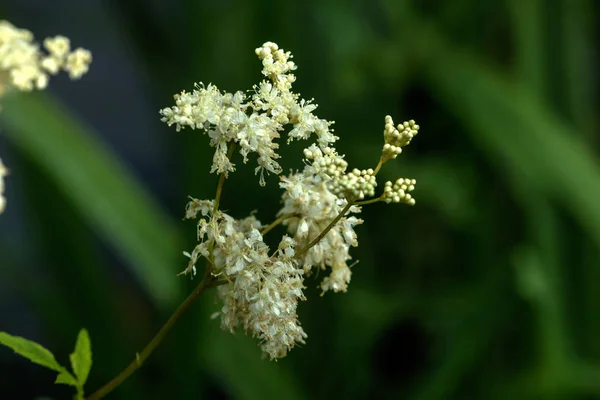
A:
1 1 599 399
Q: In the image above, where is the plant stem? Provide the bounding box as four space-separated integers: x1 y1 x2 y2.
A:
86 274 223 400
260 213 299 236
213 143 236 212
89 144 238 399
355 196 382 206
294 201 354 260
373 158 384 175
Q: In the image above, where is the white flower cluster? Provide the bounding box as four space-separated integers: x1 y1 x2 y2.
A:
278 172 363 293
0 20 91 96
0 158 7 214
167 42 420 359
0 20 91 216
159 41 336 186
184 198 306 359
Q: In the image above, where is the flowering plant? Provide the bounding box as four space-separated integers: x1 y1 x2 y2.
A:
160 41 419 359
0 31 419 399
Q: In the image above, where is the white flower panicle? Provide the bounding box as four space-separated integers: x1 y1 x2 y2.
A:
0 20 91 96
0 158 7 214
159 42 337 186
168 42 421 359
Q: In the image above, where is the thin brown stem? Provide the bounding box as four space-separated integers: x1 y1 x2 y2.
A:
294 201 354 260
86 273 224 400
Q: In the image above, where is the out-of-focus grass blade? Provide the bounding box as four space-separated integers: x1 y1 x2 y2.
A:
1 92 181 307
421 43 600 250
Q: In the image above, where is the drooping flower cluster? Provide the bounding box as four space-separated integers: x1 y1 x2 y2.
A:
183 198 306 359
163 42 419 359
0 20 91 96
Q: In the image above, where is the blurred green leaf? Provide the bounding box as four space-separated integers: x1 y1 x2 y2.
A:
420 35 600 250
70 329 92 387
1 92 182 307
0 332 63 373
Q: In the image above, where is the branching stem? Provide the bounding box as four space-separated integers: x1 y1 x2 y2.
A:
294 201 354 260
261 213 299 236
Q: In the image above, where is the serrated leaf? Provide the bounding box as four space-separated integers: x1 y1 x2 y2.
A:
0 332 63 372
70 329 92 386
55 369 78 387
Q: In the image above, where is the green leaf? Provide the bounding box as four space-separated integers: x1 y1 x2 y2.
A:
0 332 63 372
70 329 92 386
55 370 78 387
1 92 182 308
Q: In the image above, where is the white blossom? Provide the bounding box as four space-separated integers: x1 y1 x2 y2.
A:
0 20 91 96
278 171 363 293
160 42 337 186
168 42 421 359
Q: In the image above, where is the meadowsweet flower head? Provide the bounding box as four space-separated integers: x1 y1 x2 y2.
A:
164 41 421 359
160 42 336 186
0 20 91 96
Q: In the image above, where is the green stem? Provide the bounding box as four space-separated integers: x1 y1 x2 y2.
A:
213 143 236 213
89 143 238 399
294 201 354 260
86 273 223 400
260 213 299 236
355 197 382 206
373 158 384 175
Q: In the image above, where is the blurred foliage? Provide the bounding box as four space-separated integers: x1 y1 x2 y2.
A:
1 0 599 399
